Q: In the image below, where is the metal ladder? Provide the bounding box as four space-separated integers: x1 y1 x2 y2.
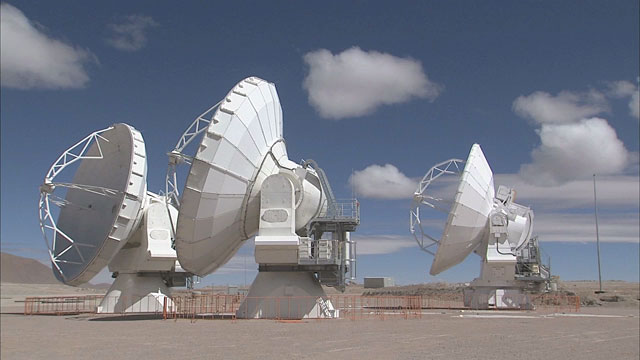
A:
316 297 334 318
303 159 336 209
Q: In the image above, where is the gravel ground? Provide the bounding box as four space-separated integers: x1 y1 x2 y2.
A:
1 307 638 360
2 281 638 360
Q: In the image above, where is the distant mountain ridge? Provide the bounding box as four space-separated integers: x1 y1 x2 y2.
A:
1 252 58 284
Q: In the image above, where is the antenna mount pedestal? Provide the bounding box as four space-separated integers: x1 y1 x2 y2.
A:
237 172 358 319
464 238 532 309
99 196 188 313
236 272 337 319
98 272 173 313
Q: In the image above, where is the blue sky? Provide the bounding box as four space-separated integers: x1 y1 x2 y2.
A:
1 1 638 286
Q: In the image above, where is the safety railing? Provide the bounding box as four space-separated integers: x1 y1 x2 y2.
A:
317 199 360 223
298 238 341 265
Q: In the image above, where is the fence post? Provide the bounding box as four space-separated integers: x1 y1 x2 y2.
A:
163 297 167 320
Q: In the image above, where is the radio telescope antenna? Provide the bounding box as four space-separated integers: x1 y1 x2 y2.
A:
39 124 189 313
410 144 545 309
171 77 359 319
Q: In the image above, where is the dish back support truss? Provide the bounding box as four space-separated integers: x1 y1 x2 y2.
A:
39 127 116 277
39 125 147 285
409 158 464 255
164 101 223 252
165 100 222 208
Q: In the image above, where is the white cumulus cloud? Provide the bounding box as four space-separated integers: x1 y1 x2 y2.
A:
513 90 609 124
513 85 634 186
607 80 637 97
493 173 639 243
106 15 158 52
0 3 96 89
303 47 442 119
351 235 417 255
349 164 418 199
494 174 640 209
518 118 630 185
534 213 639 243
607 80 640 119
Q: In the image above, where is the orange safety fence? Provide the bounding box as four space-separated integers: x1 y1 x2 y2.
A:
164 293 580 319
165 295 424 321
97 294 169 314
24 295 102 315
461 292 580 312
22 293 580 318
530 293 581 313
168 294 242 321
418 293 465 310
24 294 168 315
328 295 423 320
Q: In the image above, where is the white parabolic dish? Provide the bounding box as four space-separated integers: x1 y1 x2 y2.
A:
175 77 295 275
40 124 147 285
430 144 494 275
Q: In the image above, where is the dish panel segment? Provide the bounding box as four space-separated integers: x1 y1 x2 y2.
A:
430 144 494 275
176 77 284 275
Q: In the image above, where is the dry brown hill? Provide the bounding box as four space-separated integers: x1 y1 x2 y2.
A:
0 252 58 284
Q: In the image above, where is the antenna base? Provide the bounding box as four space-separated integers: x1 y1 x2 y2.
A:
97 272 173 313
236 271 338 319
463 286 534 310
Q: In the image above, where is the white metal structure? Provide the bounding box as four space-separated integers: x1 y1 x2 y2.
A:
410 144 535 309
39 124 187 313
173 77 293 275
172 77 359 319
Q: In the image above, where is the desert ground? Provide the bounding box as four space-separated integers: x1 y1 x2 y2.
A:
1 281 638 360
